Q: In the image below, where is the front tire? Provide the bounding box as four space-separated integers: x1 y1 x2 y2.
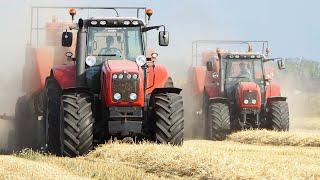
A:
45 78 94 157
268 101 289 131
207 102 231 140
152 93 184 145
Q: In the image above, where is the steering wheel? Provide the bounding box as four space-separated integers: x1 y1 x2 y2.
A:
99 48 122 56
97 47 123 62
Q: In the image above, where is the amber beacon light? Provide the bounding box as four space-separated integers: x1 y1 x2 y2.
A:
69 8 77 21
146 8 153 20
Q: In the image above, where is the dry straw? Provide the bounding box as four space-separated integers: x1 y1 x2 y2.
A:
0 130 319 179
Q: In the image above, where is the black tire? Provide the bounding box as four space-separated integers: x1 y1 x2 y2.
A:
153 93 184 145
45 78 94 157
14 96 43 150
268 101 289 131
207 102 231 140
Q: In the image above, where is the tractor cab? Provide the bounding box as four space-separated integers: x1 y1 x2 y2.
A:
220 53 265 99
63 17 146 64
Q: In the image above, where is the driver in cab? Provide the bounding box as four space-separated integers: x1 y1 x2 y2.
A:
99 36 123 59
238 62 251 80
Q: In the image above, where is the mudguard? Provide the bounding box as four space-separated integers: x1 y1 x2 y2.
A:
265 82 281 99
146 63 170 94
267 96 287 103
51 65 76 89
209 97 229 103
151 87 182 95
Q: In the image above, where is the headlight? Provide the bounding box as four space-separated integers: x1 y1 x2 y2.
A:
86 56 96 67
252 99 257 104
212 72 219 78
127 74 132 79
136 55 147 66
114 93 121 101
118 73 124 79
132 74 138 80
244 99 249 104
129 93 137 101
112 74 118 79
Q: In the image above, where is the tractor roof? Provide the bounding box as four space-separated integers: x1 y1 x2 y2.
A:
220 52 264 59
85 17 145 27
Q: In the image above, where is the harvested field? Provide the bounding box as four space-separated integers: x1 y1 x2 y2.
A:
228 129 320 147
0 133 319 179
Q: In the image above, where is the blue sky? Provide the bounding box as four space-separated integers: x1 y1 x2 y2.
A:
21 0 320 61
0 0 319 68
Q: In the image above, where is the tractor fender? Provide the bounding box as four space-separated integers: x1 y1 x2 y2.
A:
209 97 229 104
61 87 92 95
45 75 91 95
146 64 169 94
267 96 287 103
151 87 182 95
51 65 76 90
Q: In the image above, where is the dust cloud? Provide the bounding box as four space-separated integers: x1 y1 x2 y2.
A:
277 61 320 131
0 2 28 151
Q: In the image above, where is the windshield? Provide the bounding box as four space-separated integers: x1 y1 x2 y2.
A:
87 27 143 62
225 59 263 82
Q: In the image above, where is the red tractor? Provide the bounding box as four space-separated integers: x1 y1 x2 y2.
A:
14 6 184 156
191 41 289 140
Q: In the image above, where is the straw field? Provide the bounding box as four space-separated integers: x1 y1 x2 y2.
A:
0 130 319 179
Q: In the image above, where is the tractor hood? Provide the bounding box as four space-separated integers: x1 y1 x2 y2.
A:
101 59 145 107
235 82 261 109
105 60 141 72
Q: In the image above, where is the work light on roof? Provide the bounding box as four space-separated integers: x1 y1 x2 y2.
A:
132 20 139 25
100 21 107 25
91 21 98 25
123 20 131 25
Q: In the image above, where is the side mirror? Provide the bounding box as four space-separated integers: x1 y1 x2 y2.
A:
206 61 213 71
62 31 73 47
159 31 169 46
277 59 286 70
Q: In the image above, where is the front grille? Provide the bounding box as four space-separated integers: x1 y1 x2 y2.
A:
112 72 139 101
244 91 257 104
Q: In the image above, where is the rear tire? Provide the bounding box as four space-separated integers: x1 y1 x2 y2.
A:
207 102 231 140
153 93 184 145
45 78 94 157
14 96 43 150
268 101 289 131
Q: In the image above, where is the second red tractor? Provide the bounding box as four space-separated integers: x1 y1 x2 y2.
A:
192 41 289 140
